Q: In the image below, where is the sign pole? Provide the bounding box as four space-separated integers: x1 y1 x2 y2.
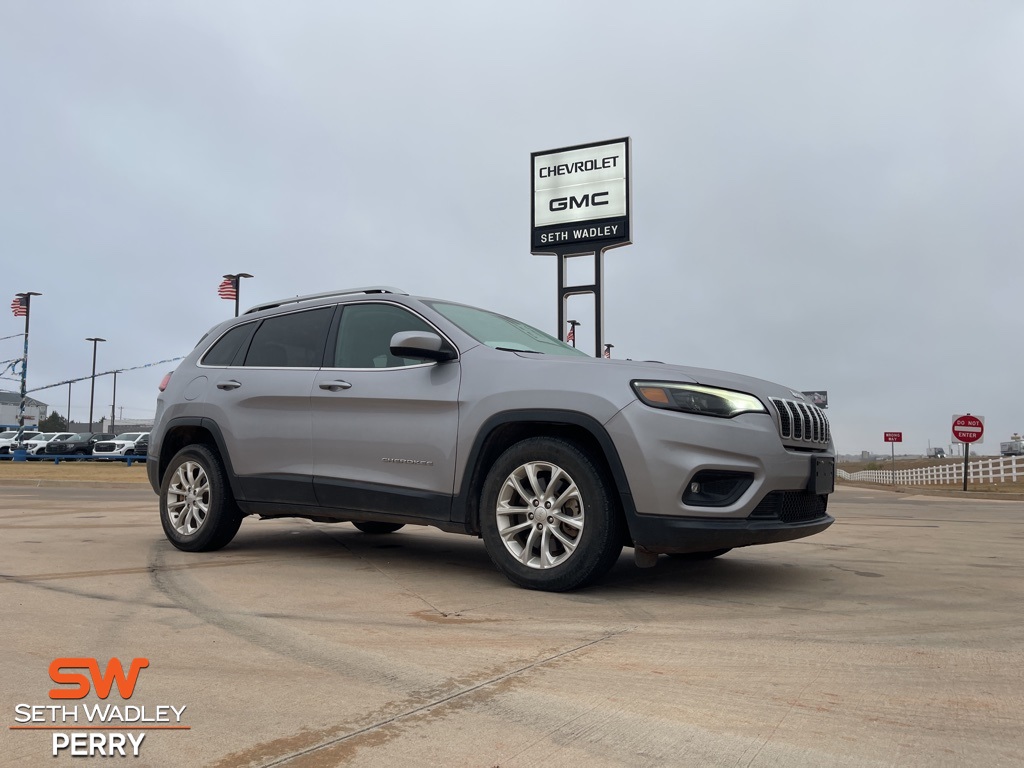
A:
963 442 969 492
891 441 896 485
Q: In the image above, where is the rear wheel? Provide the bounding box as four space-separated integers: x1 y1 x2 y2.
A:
160 445 242 552
352 521 405 534
480 437 623 591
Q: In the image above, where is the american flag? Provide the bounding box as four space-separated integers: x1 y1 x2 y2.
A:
10 296 27 317
218 277 238 300
603 345 612 359
566 323 575 343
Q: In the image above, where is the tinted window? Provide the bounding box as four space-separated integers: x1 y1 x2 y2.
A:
244 307 333 368
202 322 256 367
332 304 436 369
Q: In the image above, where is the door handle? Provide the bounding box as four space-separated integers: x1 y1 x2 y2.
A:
319 380 352 392
216 380 242 390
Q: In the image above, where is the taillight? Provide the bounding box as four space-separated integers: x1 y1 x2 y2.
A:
159 372 172 392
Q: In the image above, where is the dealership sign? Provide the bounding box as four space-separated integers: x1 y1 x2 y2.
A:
531 138 631 255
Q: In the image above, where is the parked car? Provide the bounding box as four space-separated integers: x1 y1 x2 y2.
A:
0 429 40 454
132 434 149 458
0 430 19 454
92 432 149 458
23 432 76 455
149 286 835 591
44 433 115 455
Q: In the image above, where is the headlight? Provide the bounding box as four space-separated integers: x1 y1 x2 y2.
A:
632 381 767 418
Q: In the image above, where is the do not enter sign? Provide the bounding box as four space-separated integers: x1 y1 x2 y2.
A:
952 414 984 443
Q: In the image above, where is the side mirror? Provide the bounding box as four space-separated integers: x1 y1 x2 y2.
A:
390 331 457 362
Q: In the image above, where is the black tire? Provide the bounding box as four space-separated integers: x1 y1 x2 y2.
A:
352 521 405 534
668 548 732 561
159 444 242 552
480 437 623 591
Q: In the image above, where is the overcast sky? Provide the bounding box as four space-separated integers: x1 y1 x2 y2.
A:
2 1 1021 456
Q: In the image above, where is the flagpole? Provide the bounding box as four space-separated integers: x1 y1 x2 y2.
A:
15 292 41 428
223 272 253 317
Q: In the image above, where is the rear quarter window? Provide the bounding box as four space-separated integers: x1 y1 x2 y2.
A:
201 322 257 367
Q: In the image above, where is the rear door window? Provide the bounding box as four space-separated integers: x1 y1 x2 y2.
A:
244 307 334 368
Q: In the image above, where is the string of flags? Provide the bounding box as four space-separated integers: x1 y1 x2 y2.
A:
27 356 185 393
1 357 23 376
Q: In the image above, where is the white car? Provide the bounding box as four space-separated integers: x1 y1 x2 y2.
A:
0 429 41 454
91 432 149 458
23 432 76 455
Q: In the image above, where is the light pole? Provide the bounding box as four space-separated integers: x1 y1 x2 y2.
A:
66 382 72 431
13 291 41 427
86 337 106 432
222 272 254 317
110 370 118 433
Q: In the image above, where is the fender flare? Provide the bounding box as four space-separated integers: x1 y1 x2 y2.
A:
453 409 638 531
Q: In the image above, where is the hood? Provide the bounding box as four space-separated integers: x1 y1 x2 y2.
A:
505 352 810 404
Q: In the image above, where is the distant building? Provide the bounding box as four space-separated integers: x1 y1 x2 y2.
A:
97 416 153 434
0 391 47 428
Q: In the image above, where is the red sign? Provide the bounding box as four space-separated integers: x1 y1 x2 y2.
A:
884 432 902 443
952 414 984 443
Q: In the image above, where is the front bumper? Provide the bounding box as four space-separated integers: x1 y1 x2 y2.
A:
629 492 833 554
605 401 835 552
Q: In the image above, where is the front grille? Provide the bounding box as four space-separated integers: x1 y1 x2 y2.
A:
748 491 828 524
769 398 831 445
94 443 115 451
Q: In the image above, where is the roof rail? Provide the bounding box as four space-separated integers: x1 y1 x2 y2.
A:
244 286 408 315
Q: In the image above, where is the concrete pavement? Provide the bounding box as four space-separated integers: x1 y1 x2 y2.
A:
2 485 1021 766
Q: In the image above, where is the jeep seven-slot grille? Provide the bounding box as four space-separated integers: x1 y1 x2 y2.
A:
769 398 831 445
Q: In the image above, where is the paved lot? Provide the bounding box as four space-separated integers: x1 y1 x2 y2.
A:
1 484 1022 767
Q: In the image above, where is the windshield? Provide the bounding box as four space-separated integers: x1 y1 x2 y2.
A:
116 433 143 441
0 431 17 439
67 434 88 441
33 433 55 441
426 301 589 357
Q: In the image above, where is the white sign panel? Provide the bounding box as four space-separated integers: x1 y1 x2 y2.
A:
531 138 631 254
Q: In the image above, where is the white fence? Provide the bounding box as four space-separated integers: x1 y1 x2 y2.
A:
838 455 1024 486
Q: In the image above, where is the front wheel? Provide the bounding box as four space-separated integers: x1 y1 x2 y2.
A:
480 437 623 591
160 445 242 552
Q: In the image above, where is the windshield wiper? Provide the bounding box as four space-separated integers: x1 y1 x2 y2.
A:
494 347 543 354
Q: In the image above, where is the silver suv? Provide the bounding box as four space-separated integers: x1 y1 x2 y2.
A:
149 287 835 591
